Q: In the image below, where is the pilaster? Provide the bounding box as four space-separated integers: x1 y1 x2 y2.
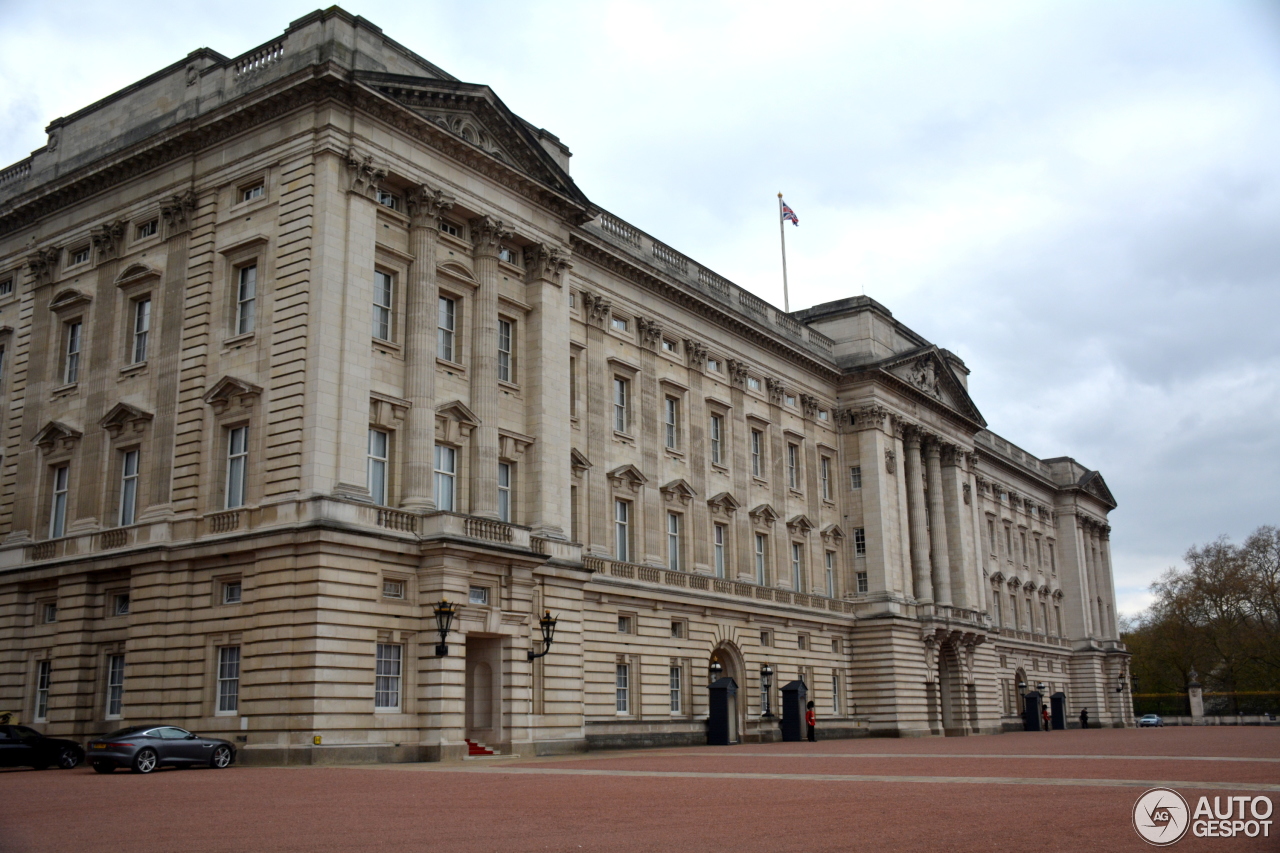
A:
523 243 571 539
468 216 511 520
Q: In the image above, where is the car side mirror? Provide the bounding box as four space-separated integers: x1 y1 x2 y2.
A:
185 733 197 739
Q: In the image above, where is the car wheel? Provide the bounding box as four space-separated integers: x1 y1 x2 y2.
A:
132 748 158 774
57 747 82 769
91 761 115 774
210 745 233 769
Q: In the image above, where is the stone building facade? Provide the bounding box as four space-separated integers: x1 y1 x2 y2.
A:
0 9 1129 763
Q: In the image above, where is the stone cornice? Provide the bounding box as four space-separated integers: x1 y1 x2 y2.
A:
569 232 840 384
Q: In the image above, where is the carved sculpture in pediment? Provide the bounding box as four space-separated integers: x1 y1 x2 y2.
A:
963 483 972 505
607 464 647 494
660 479 696 506
91 220 126 261
346 147 388 196
570 448 592 477
908 357 943 400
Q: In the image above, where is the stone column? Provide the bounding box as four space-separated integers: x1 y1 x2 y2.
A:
523 244 571 538
940 444 970 610
581 293 612 558
924 439 952 607
903 429 932 604
468 216 511 520
684 339 710 571
400 186 455 512
1099 526 1116 638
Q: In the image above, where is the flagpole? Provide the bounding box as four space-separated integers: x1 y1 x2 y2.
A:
778 192 790 313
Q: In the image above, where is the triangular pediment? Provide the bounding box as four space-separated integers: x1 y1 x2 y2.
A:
787 514 815 535
355 73 589 208
660 478 697 506
820 523 845 542
877 347 986 426
435 399 480 426
607 464 648 487
34 420 82 451
99 402 153 435
203 376 263 408
749 504 779 527
570 448 592 473
1078 471 1117 509
707 492 741 514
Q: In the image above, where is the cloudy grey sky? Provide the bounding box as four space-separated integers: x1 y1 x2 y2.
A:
3 0 1277 616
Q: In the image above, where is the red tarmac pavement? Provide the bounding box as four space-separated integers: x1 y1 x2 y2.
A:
1 727 1276 853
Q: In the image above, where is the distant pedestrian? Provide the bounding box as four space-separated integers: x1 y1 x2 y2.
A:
805 700 817 742
1042 705 1051 731
1080 708 1089 729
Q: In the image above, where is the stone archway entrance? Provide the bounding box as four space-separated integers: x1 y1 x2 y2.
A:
709 641 746 744
1015 667 1028 716
465 635 503 748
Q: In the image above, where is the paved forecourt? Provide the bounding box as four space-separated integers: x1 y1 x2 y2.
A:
1 727 1276 853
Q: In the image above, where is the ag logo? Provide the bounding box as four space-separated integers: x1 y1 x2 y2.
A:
1134 787 1190 846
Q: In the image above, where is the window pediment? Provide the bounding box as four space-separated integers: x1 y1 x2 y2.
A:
607 464 647 493
749 504 779 528
820 523 845 543
115 263 162 289
659 478 696 506
706 491 741 516
34 420 82 453
99 402 154 437
570 448 592 476
786 514 815 536
203 376 263 414
49 288 92 313
435 400 480 443
499 429 535 460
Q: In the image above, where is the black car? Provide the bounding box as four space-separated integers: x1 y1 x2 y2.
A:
0 724 85 770
87 725 235 774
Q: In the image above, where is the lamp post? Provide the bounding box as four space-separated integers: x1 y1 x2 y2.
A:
527 610 558 661
761 664 774 718
433 599 458 656
709 658 723 684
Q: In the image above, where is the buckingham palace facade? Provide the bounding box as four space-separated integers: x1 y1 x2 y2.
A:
0 9 1130 763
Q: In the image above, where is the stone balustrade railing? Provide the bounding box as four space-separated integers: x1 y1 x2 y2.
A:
0 158 31 189
596 557 857 614
233 39 285 77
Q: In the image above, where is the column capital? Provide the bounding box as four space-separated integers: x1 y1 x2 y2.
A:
765 377 786 406
727 359 750 388
636 316 664 350
345 147 388 196
469 215 513 257
923 437 943 459
407 184 456 229
581 291 612 328
160 191 197 237
684 338 708 370
25 246 60 286
522 242 570 284
90 219 126 261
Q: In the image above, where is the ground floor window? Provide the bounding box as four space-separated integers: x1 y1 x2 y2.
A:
615 663 630 714
106 654 125 718
217 646 241 714
35 660 51 721
375 644 402 710
669 665 682 713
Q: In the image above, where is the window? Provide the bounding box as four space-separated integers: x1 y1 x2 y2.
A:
785 394 796 407
833 638 842 654
832 672 841 714
707 357 721 372
376 190 399 210
1005 525 1013 557
854 527 867 557
667 512 682 571
613 378 630 433
988 519 997 556
797 633 808 651
497 319 514 383
469 586 490 605
856 571 869 594
0 277 12 297
35 660 51 721
71 247 90 266
614 500 630 561
751 429 764 477
1036 538 1043 569
569 356 578 417
437 296 457 361
434 444 456 512
374 644 402 710
669 665 682 713
791 542 804 591
222 580 242 605
497 462 512 523
233 264 257 336
611 316 629 332
664 396 679 449
760 630 772 647
113 593 130 616
217 646 240 714
616 614 633 633
670 620 684 639
131 297 151 363
1040 601 1048 633
825 551 835 597
820 457 831 500
661 339 677 354
49 465 69 538
850 466 862 490
754 533 767 585
615 663 630 713
439 219 460 238
106 654 125 718
241 183 264 203
498 246 519 265
382 579 405 599
1055 604 1063 636
42 602 57 623
225 426 249 509
1049 543 1056 573
1021 531 1028 564
136 219 157 240
63 321 81 384
747 376 761 391
373 271 393 341
113 448 140 527
818 409 829 421
368 429 389 506
709 415 723 465
787 444 800 489
713 524 727 578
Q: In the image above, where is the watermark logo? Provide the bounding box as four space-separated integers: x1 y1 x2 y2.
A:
1133 788 1190 846
1133 789 1274 845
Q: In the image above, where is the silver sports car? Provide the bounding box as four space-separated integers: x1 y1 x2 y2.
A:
87 725 235 774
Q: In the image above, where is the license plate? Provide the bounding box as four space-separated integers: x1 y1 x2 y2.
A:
91 744 106 749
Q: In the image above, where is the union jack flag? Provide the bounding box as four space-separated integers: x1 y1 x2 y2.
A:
781 200 799 226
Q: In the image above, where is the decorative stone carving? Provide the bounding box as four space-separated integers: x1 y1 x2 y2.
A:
749 504 779 528
636 317 663 349
99 402 154 438
161 191 197 235
820 523 845 544
765 377 785 406
607 464 647 494
660 478 696 506
406 183 455 228
33 421 82 454
90 221 126 262
203 376 264 415
706 491 741 516
25 247 60 286
469 215 512 255
523 243 570 284
800 393 820 419
885 448 897 475
684 339 707 370
345 147 388 196
786 514 815 536
922 634 938 684
581 291 611 328
727 359 749 388
963 483 972 505
907 357 943 399
186 64 199 86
